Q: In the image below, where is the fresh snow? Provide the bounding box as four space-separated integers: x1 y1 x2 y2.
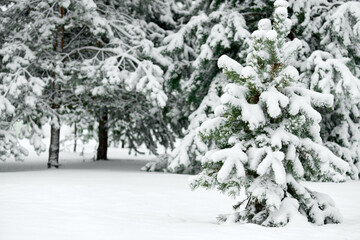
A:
217 55 243 76
0 141 360 240
258 19 272 31
266 30 278 41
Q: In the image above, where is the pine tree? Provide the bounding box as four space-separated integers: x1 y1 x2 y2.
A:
0 0 174 165
142 72 229 173
0 40 45 161
72 0 174 159
190 0 349 226
0 1 52 162
143 0 253 173
0 0 116 167
301 51 360 179
292 1 360 179
313 1 360 178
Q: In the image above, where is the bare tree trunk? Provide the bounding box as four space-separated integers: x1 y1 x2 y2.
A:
48 6 64 168
48 121 60 168
97 108 108 160
73 122 77 152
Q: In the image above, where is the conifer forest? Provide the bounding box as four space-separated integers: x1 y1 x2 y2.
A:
1 0 360 239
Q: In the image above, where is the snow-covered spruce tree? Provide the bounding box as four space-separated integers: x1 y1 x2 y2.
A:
286 1 360 73
301 51 360 179
190 0 349 226
143 0 253 173
318 1 360 76
288 1 360 179
312 2 360 178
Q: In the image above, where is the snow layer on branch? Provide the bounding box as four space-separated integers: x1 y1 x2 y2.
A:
266 30 277 41
300 138 349 181
257 148 286 185
166 131 198 171
260 87 289 118
193 12 249 68
163 13 208 53
218 55 243 76
258 19 272 31
288 95 322 127
199 117 226 135
126 61 168 108
275 7 288 20
220 92 265 130
247 146 266 171
282 66 299 81
274 0 289 8
320 2 360 60
208 24 230 48
209 143 248 182
283 38 302 61
270 126 299 150
286 175 343 225
163 31 185 52
241 66 257 79
305 50 360 100
141 39 172 67
286 86 333 114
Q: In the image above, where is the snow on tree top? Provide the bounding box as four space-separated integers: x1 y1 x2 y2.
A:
217 55 243 75
275 7 288 20
266 30 278 41
258 19 272 31
274 0 289 8
284 19 293 32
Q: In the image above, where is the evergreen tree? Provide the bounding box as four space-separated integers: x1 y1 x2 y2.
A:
144 0 253 173
0 0 173 165
301 52 360 179
71 0 174 159
1 0 117 167
293 1 360 179
190 0 349 226
0 41 45 161
142 72 229 173
313 2 360 178
144 0 360 179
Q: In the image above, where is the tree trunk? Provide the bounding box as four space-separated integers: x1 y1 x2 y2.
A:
48 6 64 168
48 123 60 168
73 122 77 152
97 108 108 160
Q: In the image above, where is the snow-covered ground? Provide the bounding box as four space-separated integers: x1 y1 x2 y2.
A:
0 141 360 240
